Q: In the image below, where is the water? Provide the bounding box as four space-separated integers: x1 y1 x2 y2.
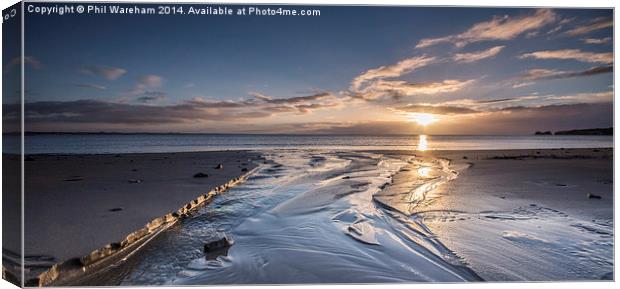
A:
88 151 480 285
9 134 615 154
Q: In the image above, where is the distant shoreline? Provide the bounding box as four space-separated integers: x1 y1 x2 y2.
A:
0 131 615 136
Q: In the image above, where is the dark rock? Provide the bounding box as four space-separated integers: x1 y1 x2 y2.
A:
215 163 224 169
193 172 209 178
204 234 234 260
241 168 248 172
587 193 602 199
462 156 468 159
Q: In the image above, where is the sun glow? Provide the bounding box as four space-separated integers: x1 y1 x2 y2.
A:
409 113 438 126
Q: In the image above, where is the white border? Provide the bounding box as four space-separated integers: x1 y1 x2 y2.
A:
0 1 617 289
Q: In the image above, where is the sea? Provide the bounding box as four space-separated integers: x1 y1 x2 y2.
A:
2 133 613 154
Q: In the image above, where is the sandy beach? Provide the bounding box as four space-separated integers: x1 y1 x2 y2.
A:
20 151 260 284
10 148 614 285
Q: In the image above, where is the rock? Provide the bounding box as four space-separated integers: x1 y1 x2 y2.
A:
241 168 248 172
128 179 143 184
108 207 123 212
587 193 602 199
204 234 234 260
462 156 468 159
215 163 224 169
193 172 209 178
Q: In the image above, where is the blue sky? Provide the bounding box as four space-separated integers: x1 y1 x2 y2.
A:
10 4 613 134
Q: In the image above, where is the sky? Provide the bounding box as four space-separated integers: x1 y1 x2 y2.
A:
6 4 614 134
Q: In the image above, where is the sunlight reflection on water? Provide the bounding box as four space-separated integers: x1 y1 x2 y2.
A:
418 135 428 151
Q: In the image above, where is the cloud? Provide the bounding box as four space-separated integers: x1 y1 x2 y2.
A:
565 17 613 36
131 74 164 95
453 45 505 63
17 90 342 129
388 91 611 118
353 79 475 100
393 104 479 115
351 55 436 91
79 65 127 80
296 102 612 135
581 37 612 45
416 9 556 48
519 65 612 82
4 56 42 73
75 83 107 91
519 49 613 64
136 91 166 103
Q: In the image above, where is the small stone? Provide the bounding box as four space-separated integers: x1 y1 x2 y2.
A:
462 156 468 159
108 207 123 212
587 193 602 199
215 164 224 169
128 179 143 184
193 172 209 178
241 168 248 172
204 234 234 260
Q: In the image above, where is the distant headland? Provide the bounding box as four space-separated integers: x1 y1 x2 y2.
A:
535 127 613 136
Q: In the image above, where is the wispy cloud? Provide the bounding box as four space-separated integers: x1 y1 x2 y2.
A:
581 37 612 45
393 104 478 115
130 74 164 95
79 65 127 80
75 83 107 91
4 56 42 73
353 79 475 100
565 17 613 36
416 9 556 48
350 55 436 91
453 45 505 63
520 49 613 64
519 66 612 81
136 91 166 103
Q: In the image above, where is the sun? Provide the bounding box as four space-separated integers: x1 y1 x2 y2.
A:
408 113 438 126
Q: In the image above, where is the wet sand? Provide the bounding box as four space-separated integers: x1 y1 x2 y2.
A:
13 148 614 285
412 148 614 281
21 151 260 283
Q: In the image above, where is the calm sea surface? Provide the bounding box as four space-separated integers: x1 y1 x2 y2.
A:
5 134 613 154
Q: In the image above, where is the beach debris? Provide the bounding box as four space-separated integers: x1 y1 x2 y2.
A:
193 172 209 178
128 178 143 184
204 233 234 260
587 193 602 199
108 207 123 212
215 163 224 169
